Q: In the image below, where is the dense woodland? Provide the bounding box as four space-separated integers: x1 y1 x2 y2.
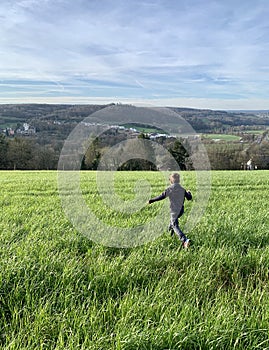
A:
0 132 191 171
0 104 269 170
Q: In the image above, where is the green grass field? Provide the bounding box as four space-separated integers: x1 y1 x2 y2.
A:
0 170 269 349
242 129 268 134
202 134 241 141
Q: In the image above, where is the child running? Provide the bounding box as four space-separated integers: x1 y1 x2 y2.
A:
148 172 192 248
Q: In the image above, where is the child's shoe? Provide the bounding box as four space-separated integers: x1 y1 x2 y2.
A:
183 239 190 249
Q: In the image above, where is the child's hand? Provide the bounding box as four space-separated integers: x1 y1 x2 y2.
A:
186 190 192 200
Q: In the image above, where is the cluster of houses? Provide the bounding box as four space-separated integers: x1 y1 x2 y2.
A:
81 121 175 140
1 123 36 137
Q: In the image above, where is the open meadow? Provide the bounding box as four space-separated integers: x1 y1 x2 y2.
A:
0 170 269 349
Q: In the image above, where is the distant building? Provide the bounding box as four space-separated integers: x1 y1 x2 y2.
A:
23 123 30 131
4 128 15 136
149 133 168 139
17 123 36 135
246 159 253 170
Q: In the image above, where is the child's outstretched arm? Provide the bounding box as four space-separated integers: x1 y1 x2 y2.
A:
148 191 166 204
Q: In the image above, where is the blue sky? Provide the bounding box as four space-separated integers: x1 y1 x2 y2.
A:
1 0 269 109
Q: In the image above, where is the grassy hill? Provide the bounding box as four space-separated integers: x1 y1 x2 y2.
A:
1 170 269 349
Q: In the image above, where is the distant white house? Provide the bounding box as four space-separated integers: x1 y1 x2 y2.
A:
23 123 29 131
246 159 253 170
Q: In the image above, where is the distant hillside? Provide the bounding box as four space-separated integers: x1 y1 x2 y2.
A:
0 104 269 142
169 107 269 133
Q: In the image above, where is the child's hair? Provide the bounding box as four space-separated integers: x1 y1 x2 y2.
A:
169 173 180 184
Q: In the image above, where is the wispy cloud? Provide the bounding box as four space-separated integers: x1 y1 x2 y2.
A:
0 0 269 108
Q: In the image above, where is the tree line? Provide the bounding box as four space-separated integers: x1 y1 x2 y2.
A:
0 135 59 170
81 133 190 171
1 132 269 171
204 138 269 170
0 133 190 171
